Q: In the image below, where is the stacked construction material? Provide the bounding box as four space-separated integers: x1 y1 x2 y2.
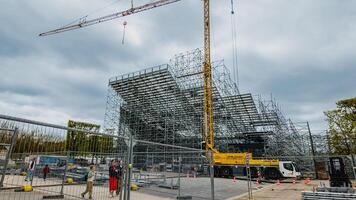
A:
302 187 356 200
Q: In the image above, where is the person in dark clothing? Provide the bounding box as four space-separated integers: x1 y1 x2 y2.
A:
43 165 50 181
116 160 124 196
109 160 118 197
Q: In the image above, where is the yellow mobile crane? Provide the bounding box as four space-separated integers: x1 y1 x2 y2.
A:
40 0 300 180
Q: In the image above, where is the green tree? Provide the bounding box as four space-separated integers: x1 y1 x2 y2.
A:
66 120 114 157
66 120 101 154
324 97 356 155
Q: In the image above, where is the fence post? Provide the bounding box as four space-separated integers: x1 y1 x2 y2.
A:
0 127 18 189
246 154 252 200
177 156 182 198
209 151 215 200
60 151 70 195
123 134 133 200
127 134 133 200
123 148 128 200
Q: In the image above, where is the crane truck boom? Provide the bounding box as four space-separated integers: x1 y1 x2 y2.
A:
214 152 278 166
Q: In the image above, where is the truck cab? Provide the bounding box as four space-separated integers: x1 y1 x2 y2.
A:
279 161 301 178
263 161 300 180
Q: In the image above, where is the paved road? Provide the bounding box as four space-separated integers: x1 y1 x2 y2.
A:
0 174 169 200
1 176 255 200
139 177 257 200
234 180 330 200
0 186 170 200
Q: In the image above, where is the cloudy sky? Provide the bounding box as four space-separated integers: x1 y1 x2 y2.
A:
0 0 355 131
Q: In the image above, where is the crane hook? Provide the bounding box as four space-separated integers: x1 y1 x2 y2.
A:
230 0 235 14
122 21 127 45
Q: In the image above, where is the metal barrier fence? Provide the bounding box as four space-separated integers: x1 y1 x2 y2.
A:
1 114 354 200
0 114 222 200
0 115 118 199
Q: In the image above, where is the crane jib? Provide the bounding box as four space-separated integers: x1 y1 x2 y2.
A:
39 0 182 36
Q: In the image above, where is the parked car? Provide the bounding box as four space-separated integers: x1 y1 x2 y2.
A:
66 167 109 183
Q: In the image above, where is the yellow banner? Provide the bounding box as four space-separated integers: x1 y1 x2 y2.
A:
213 153 279 166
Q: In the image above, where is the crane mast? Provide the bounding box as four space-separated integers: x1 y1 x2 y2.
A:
202 0 215 153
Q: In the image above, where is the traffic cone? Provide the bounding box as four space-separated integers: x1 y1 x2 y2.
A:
292 179 296 184
307 177 311 185
256 179 260 187
232 176 236 183
276 179 280 186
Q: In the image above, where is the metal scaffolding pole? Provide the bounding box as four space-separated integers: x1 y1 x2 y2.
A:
307 121 318 179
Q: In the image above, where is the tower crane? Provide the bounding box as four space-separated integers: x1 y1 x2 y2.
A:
40 0 216 154
40 0 301 182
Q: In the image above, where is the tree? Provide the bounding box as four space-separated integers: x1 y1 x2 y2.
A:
0 121 65 155
66 120 114 158
66 120 100 155
324 97 356 155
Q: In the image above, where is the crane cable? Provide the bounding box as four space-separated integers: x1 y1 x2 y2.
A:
230 0 239 87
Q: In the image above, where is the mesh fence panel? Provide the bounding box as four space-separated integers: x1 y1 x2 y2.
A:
1 115 355 200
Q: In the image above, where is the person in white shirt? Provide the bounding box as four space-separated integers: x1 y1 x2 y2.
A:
25 157 36 182
81 165 96 199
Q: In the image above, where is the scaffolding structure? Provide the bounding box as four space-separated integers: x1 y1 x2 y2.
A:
103 49 314 163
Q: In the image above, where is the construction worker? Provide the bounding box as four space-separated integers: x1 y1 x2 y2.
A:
81 165 96 199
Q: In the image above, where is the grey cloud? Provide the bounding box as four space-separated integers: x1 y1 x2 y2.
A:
0 82 47 96
0 0 355 131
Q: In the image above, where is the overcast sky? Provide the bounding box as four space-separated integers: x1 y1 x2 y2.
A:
0 0 355 132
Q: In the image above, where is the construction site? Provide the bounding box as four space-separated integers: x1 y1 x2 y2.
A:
0 0 355 200
104 48 316 163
